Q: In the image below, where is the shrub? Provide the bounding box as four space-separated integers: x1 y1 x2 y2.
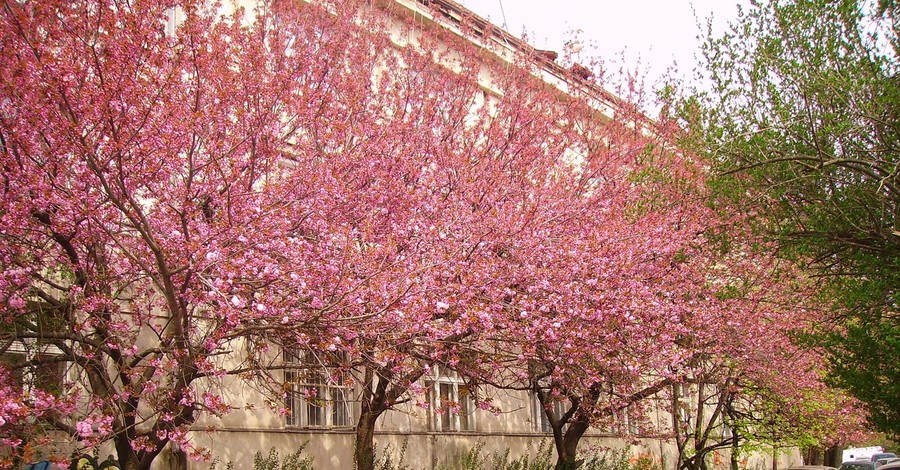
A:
252 445 315 470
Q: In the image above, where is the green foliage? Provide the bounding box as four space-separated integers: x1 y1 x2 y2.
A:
428 442 657 470
251 445 315 470
826 309 900 434
373 439 413 470
489 440 555 470
579 448 660 470
436 442 488 470
678 0 900 437
69 454 120 470
428 440 555 470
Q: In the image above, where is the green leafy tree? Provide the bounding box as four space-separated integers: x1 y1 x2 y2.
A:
679 0 900 435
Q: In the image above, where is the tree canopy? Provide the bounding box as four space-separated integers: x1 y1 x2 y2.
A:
684 0 900 436
0 0 869 468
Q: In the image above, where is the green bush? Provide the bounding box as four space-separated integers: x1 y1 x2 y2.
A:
580 448 661 470
238 440 657 470
209 444 314 470
436 442 487 470
373 439 413 470
428 441 660 470
489 440 554 470
433 440 554 470
252 445 315 470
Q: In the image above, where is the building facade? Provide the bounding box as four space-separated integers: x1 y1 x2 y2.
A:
0 1 805 469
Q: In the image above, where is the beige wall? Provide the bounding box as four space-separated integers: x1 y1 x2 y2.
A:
184 371 800 469
131 2 797 469
184 426 800 470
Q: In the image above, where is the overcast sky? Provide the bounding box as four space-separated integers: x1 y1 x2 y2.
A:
456 0 746 90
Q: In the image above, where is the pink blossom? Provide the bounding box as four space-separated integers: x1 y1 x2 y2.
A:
76 421 93 438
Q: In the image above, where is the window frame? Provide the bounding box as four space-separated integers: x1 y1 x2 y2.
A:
674 381 694 432
610 405 641 436
532 393 569 433
425 366 475 432
283 347 354 429
1 340 66 396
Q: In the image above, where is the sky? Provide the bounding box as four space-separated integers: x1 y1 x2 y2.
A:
456 0 747 91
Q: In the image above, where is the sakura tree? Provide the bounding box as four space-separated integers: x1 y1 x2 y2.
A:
653 213 871 470
1 1 842 470
724 346 868 469
259 19 523 467
443 77 731 469
244 3 725 468
672 341 867 470
0 0 652 468
0 0 403 468
254 10 674 467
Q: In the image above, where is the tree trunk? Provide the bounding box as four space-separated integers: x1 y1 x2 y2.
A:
553 420 589 470
731 432 740 470
354 366 386 470
115 440 165 470
154 444 188 470
683 452 708 470
693 381 707 470
353 364 426 470
115 437 140 470
804 447 824 465
354 413 379 470
825 445 843 468
674 385 689 470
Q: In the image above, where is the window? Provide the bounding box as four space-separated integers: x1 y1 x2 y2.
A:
425 366 474 432
532 394 568 433
1 341 66 395
283 348 353 428
610 406 641 436
164 7 183 38
675 382 694 431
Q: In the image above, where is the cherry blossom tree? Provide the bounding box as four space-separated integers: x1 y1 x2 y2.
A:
442 83 730 469
0 0 662 468
245 5 723 468
268 13 685 466
659 216 870 470
673 343 866 470
0 0 403 468
269 27 518 468
1 1 851 470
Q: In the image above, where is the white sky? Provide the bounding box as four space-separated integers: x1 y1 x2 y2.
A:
457 0 746 91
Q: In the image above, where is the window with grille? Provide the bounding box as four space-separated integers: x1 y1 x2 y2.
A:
610 406 641 436
532 394 569 433
283 348 353 428
675 382 694 432
425 366 474 432
1 342 66 395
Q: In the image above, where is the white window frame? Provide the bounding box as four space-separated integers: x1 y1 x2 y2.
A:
425 366 475 432
611 405 641 436
675 382 694 430
1 340 66 396
532 393 568 433
283 348 354 429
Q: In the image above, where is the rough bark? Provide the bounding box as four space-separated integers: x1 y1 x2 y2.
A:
354 364 426 470
553 419 589 470
354 366 385 470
